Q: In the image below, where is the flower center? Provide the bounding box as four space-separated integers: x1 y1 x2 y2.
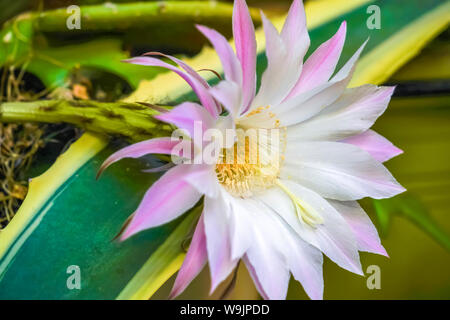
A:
216 126 286 198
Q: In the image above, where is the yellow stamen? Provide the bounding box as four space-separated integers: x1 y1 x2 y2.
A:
216 126 285 198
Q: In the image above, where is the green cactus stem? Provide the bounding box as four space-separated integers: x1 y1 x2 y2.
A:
0 100 172 142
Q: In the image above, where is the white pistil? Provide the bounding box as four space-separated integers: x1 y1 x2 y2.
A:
276 180 324 227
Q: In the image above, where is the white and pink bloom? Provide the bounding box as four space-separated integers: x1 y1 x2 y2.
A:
100 0 405 299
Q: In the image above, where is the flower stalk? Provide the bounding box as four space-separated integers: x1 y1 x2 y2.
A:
36 2 257 33
0 100 172 142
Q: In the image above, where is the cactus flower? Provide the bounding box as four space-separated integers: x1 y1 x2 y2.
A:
100 0 405 300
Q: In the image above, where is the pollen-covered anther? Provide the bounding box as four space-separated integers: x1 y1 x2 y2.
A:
245 105 270 117
216 127 285 198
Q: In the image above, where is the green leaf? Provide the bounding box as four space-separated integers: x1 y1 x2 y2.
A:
0 133 201 299
1 0 448 300
0 1 261 89
0 14 33 67
26 38 161 89
390 34 450 81
373 195 450 251
117 207 201 300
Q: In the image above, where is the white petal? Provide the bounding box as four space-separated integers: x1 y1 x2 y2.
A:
256 187 319 247
169 214 207 299
281 141 406 200
276 180 363 275
257 189 324 299
183 164 221 198
243 255 269 300
273 41 368 127
233 0 257 111
287 85 395 141
329 200 388 256
342 130 403 163
332 39 368 81
286 21 346 98
203 192 238 293
283 230 324 300
196 24 242 85
241 199 291 299
250 12 304 109
280 0 310 61
209 80 243 118
227 195 259 260
276 79 351 127
238 195 324 299
121 164 202 239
